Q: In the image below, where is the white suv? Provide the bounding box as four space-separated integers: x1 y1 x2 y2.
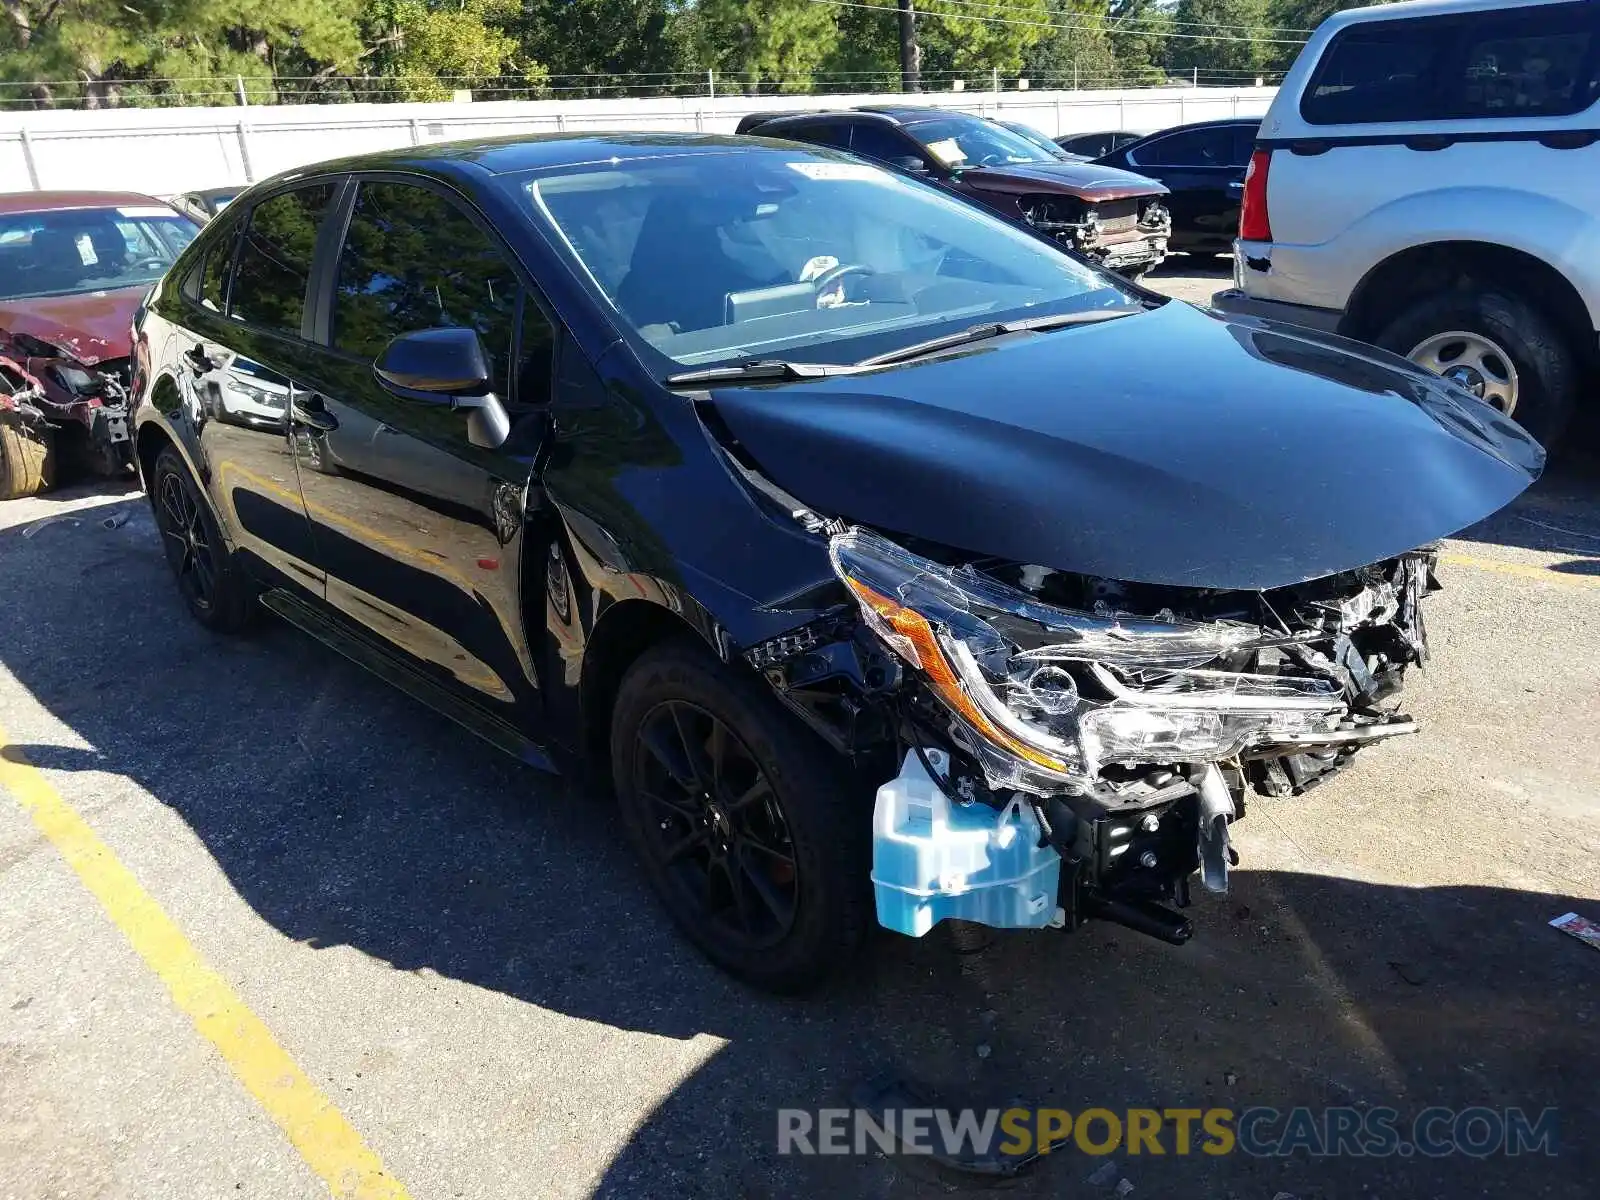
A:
1213 0 1600 446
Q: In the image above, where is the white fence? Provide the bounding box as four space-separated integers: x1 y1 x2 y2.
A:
0 86 1277 196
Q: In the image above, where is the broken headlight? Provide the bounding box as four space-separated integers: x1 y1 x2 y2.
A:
829 528 1346 791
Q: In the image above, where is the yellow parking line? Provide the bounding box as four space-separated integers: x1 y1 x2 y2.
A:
1439 549 1600 588
0 730 412 1200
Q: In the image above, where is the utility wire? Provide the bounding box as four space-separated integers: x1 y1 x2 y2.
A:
804 0 1312 45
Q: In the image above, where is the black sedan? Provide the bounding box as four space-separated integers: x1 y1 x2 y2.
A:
1094 118 1260 257
129 133 1539 991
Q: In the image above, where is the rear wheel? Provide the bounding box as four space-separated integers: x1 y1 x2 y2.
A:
1375 287 1578 449
611 639 870 992
0 410 55 499
151 444 252 633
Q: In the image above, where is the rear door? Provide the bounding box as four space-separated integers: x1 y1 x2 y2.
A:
175 180 340 592
1124 124 1247 252
288 175 556 724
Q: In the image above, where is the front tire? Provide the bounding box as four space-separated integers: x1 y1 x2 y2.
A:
0 411 55 499
1375 287 1578 449
150 444 252 633
610 639 870 992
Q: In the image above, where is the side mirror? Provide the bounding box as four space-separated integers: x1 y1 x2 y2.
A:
893 155 931 175
373 327 509 449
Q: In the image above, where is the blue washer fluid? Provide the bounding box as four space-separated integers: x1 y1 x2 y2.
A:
871 749 1063 937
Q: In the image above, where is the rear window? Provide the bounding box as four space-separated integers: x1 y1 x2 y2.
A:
1303 1 1600 125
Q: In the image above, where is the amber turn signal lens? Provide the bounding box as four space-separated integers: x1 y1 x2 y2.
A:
843 578 1071 774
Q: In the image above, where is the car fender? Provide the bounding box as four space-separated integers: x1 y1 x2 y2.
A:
1306 186 1600 328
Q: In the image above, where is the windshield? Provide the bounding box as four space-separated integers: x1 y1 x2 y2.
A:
998 121 1069 160
523 148 1131 370
906 114 1061 168
0 206 197 301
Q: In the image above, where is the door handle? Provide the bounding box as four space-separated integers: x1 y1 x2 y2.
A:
291 392 339 432
1227 181 1244 191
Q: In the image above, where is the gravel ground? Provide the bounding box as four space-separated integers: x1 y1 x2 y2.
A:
1 265 1597 1200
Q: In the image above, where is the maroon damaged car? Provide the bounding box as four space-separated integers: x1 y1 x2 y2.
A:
0 190 198 498
736 106 1171 277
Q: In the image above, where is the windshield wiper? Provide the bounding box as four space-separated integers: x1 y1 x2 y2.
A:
857 306 1143 368
664 359 870 387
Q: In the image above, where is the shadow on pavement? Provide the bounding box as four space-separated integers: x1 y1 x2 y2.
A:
1449 455 1600 569
0 494 1595 1199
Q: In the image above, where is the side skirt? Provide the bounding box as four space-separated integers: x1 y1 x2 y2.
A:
259 587 557 773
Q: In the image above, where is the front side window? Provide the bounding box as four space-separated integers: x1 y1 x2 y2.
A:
904 114 1059 168
523 148 1132 370
229 183 337 335
0 206 197 301
1303 2 1600 124
332 181 518 396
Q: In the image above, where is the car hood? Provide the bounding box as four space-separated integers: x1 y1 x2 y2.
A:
705 302 1543 591
957 160 1167 199
0 284 144 364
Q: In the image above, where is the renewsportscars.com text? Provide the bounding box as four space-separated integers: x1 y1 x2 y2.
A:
777 1106 1559 1159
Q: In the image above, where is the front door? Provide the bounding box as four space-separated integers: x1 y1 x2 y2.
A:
289 177 555 724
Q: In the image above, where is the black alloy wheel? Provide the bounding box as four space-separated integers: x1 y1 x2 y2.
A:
151 444 252 633
636 700 799 951
611 639 870 992
156 465 217 613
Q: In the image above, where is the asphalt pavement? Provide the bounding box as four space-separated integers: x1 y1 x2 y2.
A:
1 262 1596 1200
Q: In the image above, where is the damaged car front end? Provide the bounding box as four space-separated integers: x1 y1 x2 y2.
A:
510 137 1544 985
0 329 134 498
824 527 1433 942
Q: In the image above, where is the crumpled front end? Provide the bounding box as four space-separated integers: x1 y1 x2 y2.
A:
0 329 134 493
1018 193 1170 277
748 521 1438 947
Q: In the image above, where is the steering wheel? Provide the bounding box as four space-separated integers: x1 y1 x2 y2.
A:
129 256 168 272
811 262 875 308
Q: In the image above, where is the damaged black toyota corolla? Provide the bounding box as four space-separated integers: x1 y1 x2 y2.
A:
130 134 1542 992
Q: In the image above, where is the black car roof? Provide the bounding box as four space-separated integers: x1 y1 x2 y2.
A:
257 132 816 189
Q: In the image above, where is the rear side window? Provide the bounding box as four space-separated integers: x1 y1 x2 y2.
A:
229 183 337 335
850 123 919 164
331 180 519 396
199 223 239 313
1133 126 1235 167
782 121 851 150
1303 2 1600 125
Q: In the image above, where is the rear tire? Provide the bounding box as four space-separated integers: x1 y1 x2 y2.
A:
610 638 871 992
1375 287 1578 450
150 444 252 633
0 410 55 499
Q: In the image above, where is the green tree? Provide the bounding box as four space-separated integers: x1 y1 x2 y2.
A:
366 0 533 100
1106 0 1171 85
919 0 1051 79
1024 1 1120 90
693 0 840 92
511 0 696 97
1165 0 1270 81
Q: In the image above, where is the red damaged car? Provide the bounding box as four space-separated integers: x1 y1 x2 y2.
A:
0 191 198 498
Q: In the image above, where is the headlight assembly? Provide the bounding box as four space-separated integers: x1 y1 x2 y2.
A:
829 528 1347 792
